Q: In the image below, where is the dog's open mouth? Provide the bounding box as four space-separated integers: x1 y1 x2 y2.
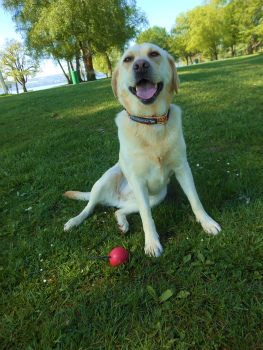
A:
129 79 163 105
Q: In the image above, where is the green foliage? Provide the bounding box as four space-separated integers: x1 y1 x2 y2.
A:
147 286 174 302
169 0 263 62
187 1 224 60
1 53 263 349
170 13 194 64
3 0 148 80
93 50 122 76
136 26 171 52
0 39 40 92
237 0 263 52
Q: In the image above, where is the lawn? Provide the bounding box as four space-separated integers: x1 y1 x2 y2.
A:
1 53 263 350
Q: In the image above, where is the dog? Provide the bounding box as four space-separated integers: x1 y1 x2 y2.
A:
63 43 221 257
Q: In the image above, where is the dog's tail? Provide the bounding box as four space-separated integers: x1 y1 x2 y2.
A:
63 191 90 201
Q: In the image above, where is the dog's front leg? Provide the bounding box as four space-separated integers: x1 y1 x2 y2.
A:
128 176 164 257
174 160 221 234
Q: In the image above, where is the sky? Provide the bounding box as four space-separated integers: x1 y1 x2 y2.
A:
0 0 203 77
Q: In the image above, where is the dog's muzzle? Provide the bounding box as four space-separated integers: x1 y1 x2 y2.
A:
129 59 164 105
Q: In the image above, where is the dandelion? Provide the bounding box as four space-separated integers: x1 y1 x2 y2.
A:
43 279 47 283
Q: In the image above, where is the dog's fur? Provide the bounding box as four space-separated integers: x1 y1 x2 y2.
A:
64 43 221 257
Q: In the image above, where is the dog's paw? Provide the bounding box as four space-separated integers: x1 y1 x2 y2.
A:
144 239 164 257
199 215 222 235
117 222 129 234
64 217 82 231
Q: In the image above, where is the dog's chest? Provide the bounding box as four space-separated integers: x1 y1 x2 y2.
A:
131 133 176 193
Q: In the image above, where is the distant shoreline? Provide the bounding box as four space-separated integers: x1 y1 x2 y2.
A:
0 72 107 94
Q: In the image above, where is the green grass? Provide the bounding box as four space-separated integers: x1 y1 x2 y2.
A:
1 54 263 349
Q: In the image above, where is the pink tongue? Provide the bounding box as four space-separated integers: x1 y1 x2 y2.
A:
136 82 157 99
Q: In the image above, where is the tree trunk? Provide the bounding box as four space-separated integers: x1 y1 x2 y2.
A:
21 83 27 92
15 80 19 94
86 48 96 81
247 41 253 55
79 41 96 81
76 55 83 82
104 53 112 77
56 59 72 84
231 45 235 57
213 46 218 60
0 69 8 94
67 61 72 78
70 61 74 71
21 76 27 92
79 41 89 81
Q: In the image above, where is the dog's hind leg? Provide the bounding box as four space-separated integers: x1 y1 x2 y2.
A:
64 163 123 231
64 183 103 231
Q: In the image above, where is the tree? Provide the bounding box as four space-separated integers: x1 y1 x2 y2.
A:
93 50 122 77
3 0 147 81
219 0 242 56
0 40 40 93
170 13 195 64
136 26 171 52
187 1 224 60
237 0 263 53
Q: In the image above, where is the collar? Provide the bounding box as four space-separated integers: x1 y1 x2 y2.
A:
126 108 170 125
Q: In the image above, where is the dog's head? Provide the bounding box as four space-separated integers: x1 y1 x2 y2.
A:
112 43 179 117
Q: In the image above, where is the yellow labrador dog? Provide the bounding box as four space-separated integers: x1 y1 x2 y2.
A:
64 43 221 257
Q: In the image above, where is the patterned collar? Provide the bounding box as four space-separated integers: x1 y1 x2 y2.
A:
126 108 170 125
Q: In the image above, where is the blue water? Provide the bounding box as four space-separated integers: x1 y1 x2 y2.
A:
0 73 107 94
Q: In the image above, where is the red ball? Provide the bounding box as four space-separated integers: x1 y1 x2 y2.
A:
109 247 129 266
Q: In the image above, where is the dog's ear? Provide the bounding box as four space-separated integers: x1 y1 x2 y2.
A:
167 54 179 95
111 65 119 100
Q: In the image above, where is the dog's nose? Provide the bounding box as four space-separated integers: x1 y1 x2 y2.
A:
133 59 150 74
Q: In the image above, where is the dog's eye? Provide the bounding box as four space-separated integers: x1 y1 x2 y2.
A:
124 56 133 63
150 51 160 57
